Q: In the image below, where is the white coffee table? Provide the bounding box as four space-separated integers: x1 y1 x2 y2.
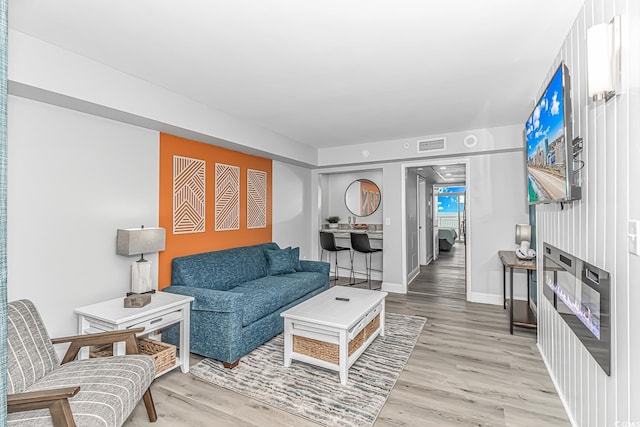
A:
281 286 388 385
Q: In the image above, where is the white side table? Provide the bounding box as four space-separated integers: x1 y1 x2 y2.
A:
74 291 194 378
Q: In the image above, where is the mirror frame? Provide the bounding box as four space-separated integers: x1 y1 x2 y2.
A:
344 179 381 217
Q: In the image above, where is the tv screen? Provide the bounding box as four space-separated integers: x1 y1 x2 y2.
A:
525 63 580 204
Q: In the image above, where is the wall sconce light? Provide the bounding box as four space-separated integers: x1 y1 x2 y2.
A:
587 16 621 102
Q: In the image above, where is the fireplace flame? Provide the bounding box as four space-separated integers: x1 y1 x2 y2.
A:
546 278 600 339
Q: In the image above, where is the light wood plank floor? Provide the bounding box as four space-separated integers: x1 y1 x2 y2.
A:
409 243 467 300
125 249 569 426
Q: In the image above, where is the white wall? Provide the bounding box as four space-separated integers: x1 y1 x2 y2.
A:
272 161 313 259
405 169 419 282
315 122 531 296
312 145 530 299
8 30 317 167
423 177 434 264
317 124 524 166
468 151 530 303
7 96 159 340
536 2 640 426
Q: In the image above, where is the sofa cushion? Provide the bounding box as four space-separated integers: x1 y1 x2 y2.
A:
230 275 326 326
280 271 330 290
290 247 302 271
171 242 279 291
265 248 297 275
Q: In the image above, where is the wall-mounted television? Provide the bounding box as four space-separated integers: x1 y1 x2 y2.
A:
525 63 581 204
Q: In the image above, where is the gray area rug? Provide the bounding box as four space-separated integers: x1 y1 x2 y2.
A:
190 313 426 427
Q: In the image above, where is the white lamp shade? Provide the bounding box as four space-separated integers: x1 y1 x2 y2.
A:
515 224 532 245
587 23 611 98
116 227 166 256
587 16 621 101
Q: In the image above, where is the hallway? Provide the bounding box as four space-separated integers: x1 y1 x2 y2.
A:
409 243 466 300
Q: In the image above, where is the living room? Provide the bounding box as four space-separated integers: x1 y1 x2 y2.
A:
3 0 640 426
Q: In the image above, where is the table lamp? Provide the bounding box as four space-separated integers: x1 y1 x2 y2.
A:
515 224 535 260
116 226 166 307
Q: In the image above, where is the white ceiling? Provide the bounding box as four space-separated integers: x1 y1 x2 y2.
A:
413 164 466 185
9 0 583 149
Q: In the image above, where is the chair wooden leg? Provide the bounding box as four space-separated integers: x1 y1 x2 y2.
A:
49 398 76 427
142 389 157 422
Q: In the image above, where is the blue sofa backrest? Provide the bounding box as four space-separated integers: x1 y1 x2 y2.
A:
171 242 280 291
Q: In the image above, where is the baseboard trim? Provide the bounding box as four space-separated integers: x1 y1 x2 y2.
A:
419 256 433 267
407 267 420 285
381 282 404 294
468 292 528 305
468 292 503 305
537 343 577 427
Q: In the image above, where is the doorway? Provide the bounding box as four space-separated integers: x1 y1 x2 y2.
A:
405 162 468 300
434 185 466 245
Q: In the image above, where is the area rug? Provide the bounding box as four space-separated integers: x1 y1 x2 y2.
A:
190 313 426 427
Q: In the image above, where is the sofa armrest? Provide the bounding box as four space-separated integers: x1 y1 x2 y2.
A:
162 286 243 313
299 260 330 276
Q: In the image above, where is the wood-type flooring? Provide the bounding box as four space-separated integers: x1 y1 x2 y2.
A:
125 244 569 426
409 244 467 300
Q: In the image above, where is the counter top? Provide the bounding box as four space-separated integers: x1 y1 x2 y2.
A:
321 228 383 233
320 229 383 239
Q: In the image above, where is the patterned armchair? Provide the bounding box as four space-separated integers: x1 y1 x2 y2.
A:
6 300 158 427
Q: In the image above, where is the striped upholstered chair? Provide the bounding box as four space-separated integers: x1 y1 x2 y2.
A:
6 299 158 427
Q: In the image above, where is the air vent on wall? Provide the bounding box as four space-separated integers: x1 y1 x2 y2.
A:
417 138 446 153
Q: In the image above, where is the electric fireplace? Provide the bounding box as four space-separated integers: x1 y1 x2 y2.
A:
543 243 611 375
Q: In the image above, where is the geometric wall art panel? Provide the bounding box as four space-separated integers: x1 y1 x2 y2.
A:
247 169 267 229
215 163 240 231
173 155 206 234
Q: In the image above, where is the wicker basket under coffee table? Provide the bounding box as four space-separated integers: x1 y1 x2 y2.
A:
281 286 388 385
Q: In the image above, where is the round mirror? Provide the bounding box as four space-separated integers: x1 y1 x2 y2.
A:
345 179 381 217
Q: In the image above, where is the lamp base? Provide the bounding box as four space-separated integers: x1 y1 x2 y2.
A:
124 293 152 308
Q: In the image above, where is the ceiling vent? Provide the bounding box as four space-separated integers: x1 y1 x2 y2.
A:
417 138 446 153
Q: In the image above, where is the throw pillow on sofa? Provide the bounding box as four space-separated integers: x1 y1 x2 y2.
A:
289 246 302 271
265 248 298 275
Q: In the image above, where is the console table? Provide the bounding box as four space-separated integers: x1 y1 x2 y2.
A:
498 250 537 334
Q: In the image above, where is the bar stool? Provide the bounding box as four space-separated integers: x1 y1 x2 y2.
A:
319 231 350 282
350 232 382 290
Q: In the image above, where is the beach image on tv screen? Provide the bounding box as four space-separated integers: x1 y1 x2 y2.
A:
525 67 567 203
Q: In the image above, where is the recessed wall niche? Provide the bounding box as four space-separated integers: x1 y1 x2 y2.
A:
318 169 383 227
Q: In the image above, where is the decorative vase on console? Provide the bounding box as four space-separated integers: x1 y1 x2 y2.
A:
326 216 340 229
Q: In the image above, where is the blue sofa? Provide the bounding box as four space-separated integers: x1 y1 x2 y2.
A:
162 242 330 367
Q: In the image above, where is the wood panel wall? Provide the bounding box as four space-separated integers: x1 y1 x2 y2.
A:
536 1 640 426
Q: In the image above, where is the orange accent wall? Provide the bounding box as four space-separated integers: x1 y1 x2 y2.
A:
158 133 272 289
